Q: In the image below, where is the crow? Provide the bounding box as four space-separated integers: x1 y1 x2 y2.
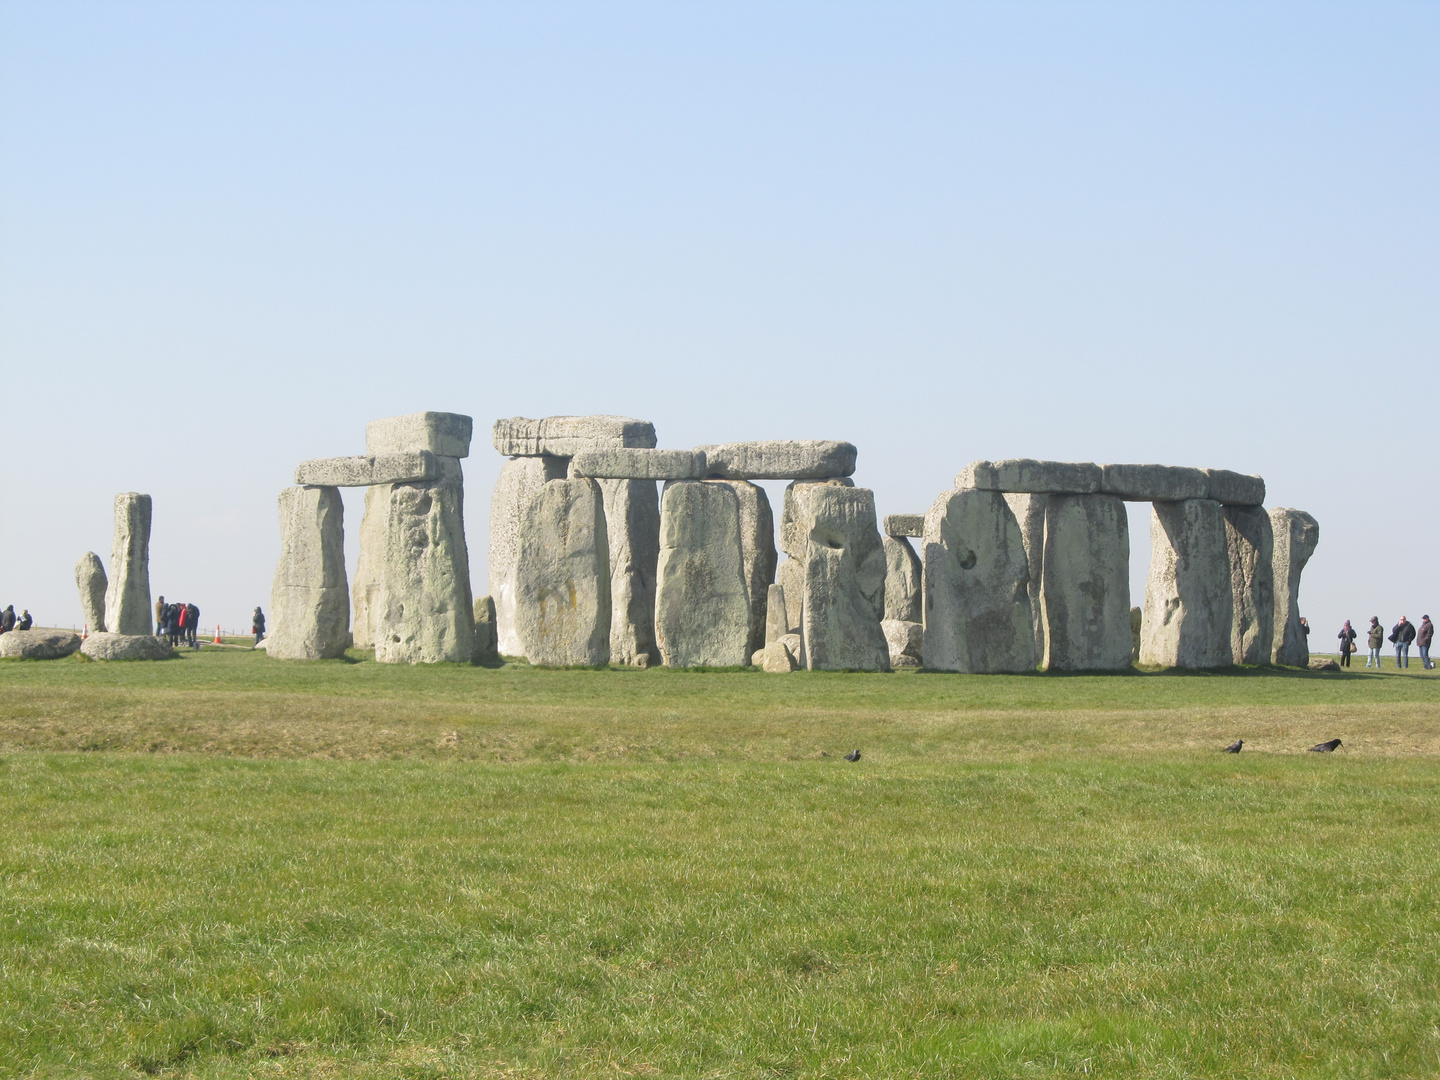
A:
1308 738 1342 753
844 749 861 762
1223 739 1244 753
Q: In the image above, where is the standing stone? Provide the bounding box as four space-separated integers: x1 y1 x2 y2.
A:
351 483 390 650
473 594 499 664
375 458 476 664
597 478 660 666
776 559 805 634
1271 508 1320 667
922 489 1037 674
75 552 108 634
882 535 923 623
1130 607 1143 664
654 481 750 668
515 478 611 666
1040 494 1132 670
765 584 789 645
1139 499 1233 669
795 485 888 671
489 456 569 655
1003 493 1048 663
268 485 351 660
104 493 152 636
707 480 777 656
1223 506 1275 665
780 478 854 560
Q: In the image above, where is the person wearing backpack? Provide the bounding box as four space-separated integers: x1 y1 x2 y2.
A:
1366 617 1384 668
1391 616 1416 668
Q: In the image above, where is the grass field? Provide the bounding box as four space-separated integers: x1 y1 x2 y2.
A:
2 648 1438 1078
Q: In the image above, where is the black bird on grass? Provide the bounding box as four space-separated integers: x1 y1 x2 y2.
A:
844 749 861 762
1308 738 1343 753
1222 739 1244 753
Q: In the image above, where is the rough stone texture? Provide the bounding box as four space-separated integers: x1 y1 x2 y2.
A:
571 449 705 481
696 440 857 481
776 560 805 634
473 594 499 664
104 493 153 636
351 483 390 650
1222 505 1275 665
707 480 777 656
1139 499 1234 669
366 412 473 458
268 485 351 660
883 514 925 538
75 552 107 634
795 485 889 671
654 481 751 668
882 618 924 668
0 629 82 660
765 584 789 645
1003 493 1049 664
1130 607 1143 664
1271 508 1320 667
922 489 1037 674
780 478 854 559
1099 464 1209 502
1205 469 1266 507
1308 657 1340 672
883 535 923 623
514 478 611 666
596 478 660 666
493 415 656 457
295 451 438 487
1040 494 1132 670
759 639 798 673
489 456 570 655
778 633 803 665
956 460 1101 495
80 632 173 661
375 458 476 664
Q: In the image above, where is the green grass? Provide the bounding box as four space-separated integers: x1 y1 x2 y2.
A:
2 649 1439 1078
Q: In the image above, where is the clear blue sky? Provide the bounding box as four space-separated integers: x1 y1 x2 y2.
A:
2 2 1435 642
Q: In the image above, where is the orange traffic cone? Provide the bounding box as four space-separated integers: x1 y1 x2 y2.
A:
213 624 223 645
82 623 88 639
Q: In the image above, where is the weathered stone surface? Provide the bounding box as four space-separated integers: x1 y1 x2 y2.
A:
375 458 476 664
1205 469 1266 507
708 480 776 656
883 536 922 623
1099 464 1209 502
696 440 857 481
351 483 390 650
1003 493 1048 665
0 629 81 660
780 478 853 559
776 560 804 634
515 478 611 666
759 639 798 673
1271 508 1320 666
1223 505 1275 665
367 412 473 458
765 584 789 645
1308 656 1340 672
795 485 889 671
1139 499 1233 669
883 514 925 538
473 594 499 664
104 493 152 636
75 552 107 634
596 478 660 666
1040 494 1132 670
654 481 751 667
956 460 1101 495
80 632 173 661
493 416 656 457
922 489 1037 673
882 618 923 668
1130 606 1143 664
268 485 351 660
778 632 803 665
489 456 569 655
295 451 438 487
571 449 705 481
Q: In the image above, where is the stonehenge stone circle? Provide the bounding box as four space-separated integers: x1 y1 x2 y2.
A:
473 594 499 664
514 478 612 667
794 484 888 671
75 552 108 634
0 629 82 660
696 440 857 481
368 411 474 458
1139 499 1234 669
570 448 705 481
1040 494 1132 670
883 514 925 538
1222 505 1275 665
708 479 777 657
80 632 173 661
654 480 751 668
922 488 1037 673
1271 508 1320 666
104 493 153 636
295 451 438 487
1002 492 1048 663
596 477 660 666
882 535 922 624
490 455 570 655
493 415 657 457
268 485 351 660
1099 464 1208 502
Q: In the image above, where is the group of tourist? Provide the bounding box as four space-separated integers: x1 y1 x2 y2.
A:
0 605 33 633
1336 615 1434 670
153 595 202 649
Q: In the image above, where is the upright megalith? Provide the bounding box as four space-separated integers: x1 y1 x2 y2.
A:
922 489 1036 673
350 483 390 650
882 535 922 623
490 456 569 655
1223 506 1275 665
654 481 751 668
596 478 660 666
707 479 777 657
104 493 152 636
75 552 108 634
515 479 611 666
1270 508 1319 667
1139 499 1233 669
268 485 351 660
1002 493 1048 663
776 559 804 633
473 594 499 664
1040 494 1132 670
794 485 888 671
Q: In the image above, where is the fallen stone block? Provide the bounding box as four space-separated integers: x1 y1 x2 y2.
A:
1271 508 1319 666
80 632 173 661
268 485 351 660
366 411 473 458
883 514 925 538
597 478 660 666
759 639 798 673
654 480 751 667
883 535 922 623
1003 493 1048 665
1139 499 1233 669
1099 464 1209 502
1040 494 1132 670
0 629 82 660
882 618 923 668
570 448 705 481
515 478 611 667
75 552 107 634
955 459 1102 495
493 415 657 457
294 451 439 487
1223 505 1275 665
489 456 570 655
696 440 857 481
1205 469 1266 506
104 493 153 636
1308 657 1340 672
795 485 888 671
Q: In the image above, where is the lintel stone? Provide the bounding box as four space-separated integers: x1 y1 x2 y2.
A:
493 416 657 457
1205 469 1266 506
1099 464 1209 502
956 459 1102 495
696 440 857 480
366 412 473 458
569 448 706 481
295 451 439 487
883 514 925 538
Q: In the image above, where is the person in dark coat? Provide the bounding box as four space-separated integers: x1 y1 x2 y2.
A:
17 610 33 631
0 605 14 633
1418 615 1434 670
252 607 266 648
166 603 182 648
1337 621 1357 667
1391 616 1416 668
1366 617 1384 668
155 596 166 637
185 603 201 648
